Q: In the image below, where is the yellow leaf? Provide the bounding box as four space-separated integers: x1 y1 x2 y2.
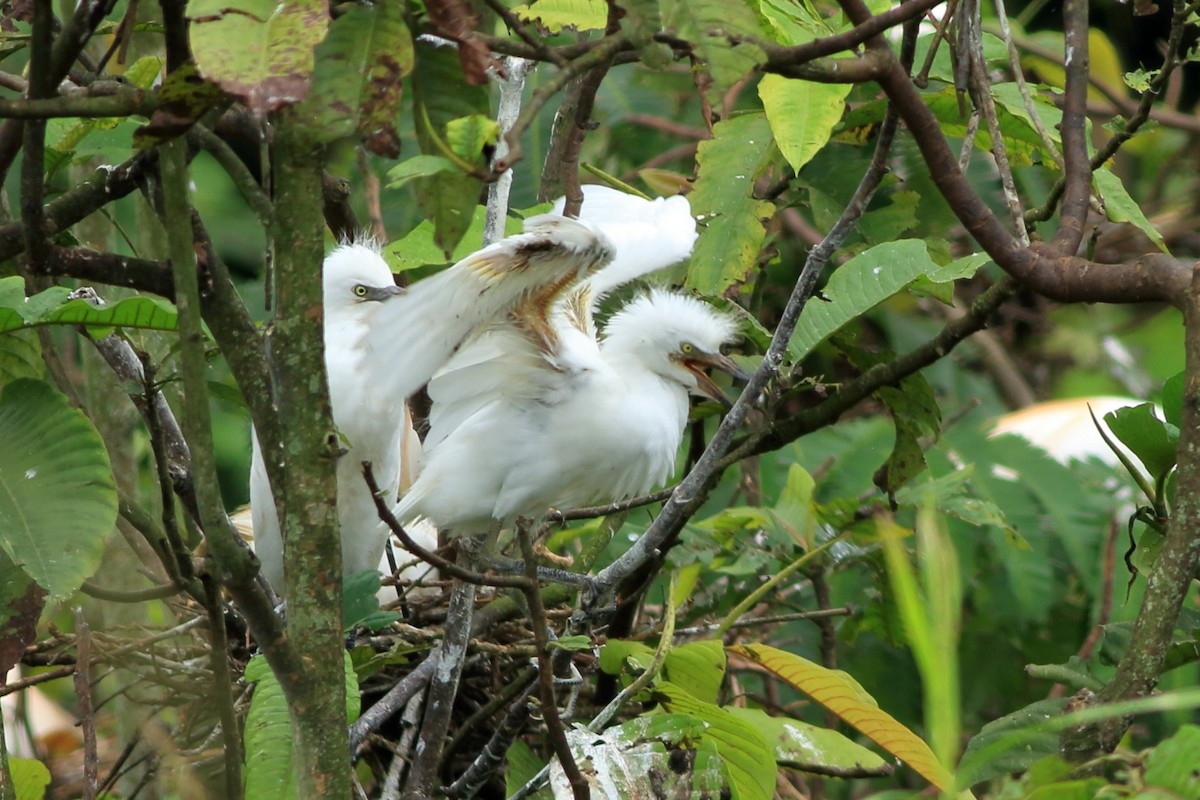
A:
729 643 955 792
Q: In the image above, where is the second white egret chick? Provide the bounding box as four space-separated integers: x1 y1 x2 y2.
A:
392 288 744 536
251 215 613 594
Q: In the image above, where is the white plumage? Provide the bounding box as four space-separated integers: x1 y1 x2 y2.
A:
250 215 613 593
393 187 743 536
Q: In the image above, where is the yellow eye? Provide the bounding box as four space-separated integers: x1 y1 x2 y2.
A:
353 284 369 298
680 342 695 355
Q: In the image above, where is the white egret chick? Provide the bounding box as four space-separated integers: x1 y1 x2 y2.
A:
392 288 743 536
251 215 614 593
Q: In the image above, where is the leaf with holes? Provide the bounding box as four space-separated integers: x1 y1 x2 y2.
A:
687 113 777 296
188 0 328 114
297 2 412 155
653 682 777 800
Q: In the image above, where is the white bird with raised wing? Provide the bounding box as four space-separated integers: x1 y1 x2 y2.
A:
392 187 744 537
251 215 613 593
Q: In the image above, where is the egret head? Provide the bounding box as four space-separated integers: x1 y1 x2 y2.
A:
603 289 746 405
323 243 403 318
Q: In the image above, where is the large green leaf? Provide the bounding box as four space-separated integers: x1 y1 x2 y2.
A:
188 0 328 114
243 651 359 799
297 1 412 155
759 76 851 174
0 379 117 604
1103 402 1177 482
789 239 959 360
956 698 1067 787
653 681 777 800
0 278 180 336
725 707 889 773
666 0 766 109
411 39 491 256
1143 725 1200 795
663 640 727 705
0 330 44 385
511 0 607 33
10 757 51 800
687 113 777 295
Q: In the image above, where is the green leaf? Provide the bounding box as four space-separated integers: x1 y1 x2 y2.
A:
619 0 673 67
1103 403 1177 482
1143 725 1200 795
0 330 44 385
924 85 1052 167
666 0 766 109
759 76 851 174
0 279 181 336
789 239 946 360
1162 370 1184 428
956 698 1068 787
757 0 836 46
653 681 777 800
1094 167 1168 252
297 1 413 156
385 154 462 189
687 113 777 295
342 570 401 631
411 39 491 256
599 639 655 676
505 739 551 800
10 757 51 800
444 114 500 165
0 379 117 604
511 0 607 33
663 640 726 705
243 651 359 799
384 204 530 271
725 707 889 772
188 0 328 114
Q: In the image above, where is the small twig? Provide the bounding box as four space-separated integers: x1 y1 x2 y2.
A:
0 664 77 696
191 124 273 230
349 658 437 752
79 580 182 602
356 149 388 244
74 609 99 800
674 607 852 636
403 548 480 797
518 525 587 800
202 577 243 799
500 33 629 178
486 55 536 246
364 462 532 590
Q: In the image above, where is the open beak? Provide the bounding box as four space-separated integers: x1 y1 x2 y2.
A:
683 352 750 409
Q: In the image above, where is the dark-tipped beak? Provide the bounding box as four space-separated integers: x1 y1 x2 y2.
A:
684 352 750 409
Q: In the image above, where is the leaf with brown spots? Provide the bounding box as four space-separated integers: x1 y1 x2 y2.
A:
188 0 330 115
296 2 413 155
424 0 493 85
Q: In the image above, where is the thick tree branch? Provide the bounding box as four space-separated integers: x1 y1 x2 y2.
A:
1049 0 1090 255
1062 264 1200 759
0 86 157 119
757 0 943 67
834 0 1193 307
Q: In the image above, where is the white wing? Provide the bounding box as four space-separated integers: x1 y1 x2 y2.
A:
370 213 611 404
426 189 697 448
